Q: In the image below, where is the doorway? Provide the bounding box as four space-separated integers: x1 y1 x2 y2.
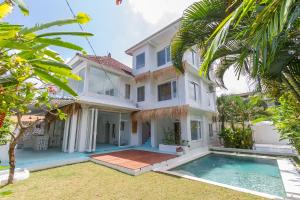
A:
142 122 151 145
174 121 181 145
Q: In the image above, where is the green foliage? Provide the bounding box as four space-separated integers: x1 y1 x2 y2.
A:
172 0 300 103
270 93 300 153
0 115 12 145
217 94 269 149
219 127 254 149
0 3 93 96
162 128 190 147
162 128 176 145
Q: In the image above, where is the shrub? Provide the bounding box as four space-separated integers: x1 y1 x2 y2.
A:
220 127 254 149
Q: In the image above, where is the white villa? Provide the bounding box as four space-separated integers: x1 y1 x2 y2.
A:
49 19 219 154
12 19 218 157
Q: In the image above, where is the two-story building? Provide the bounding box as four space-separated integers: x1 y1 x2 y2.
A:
20 19 218 155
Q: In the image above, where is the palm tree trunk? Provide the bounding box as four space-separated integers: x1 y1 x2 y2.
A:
282 75 300 102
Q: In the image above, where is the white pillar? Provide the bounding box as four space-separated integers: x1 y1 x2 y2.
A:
118 112 121 147
151 119 157 147
62 117 70 152
180 114 191 143
78 105 89 152
137 121 142 145
68 109 78 153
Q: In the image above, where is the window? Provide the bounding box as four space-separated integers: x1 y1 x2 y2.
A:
137 86 145 102
136 53 145 69
158 81 177 101
69 68 85 94
120 121 125 131
105 89 114 96
191 49 197 65
88 66 119 97
125 84 131 99
172 81 177 98
190 121 202 141
209 123 213 137
157 46 171 67
189 82 198 101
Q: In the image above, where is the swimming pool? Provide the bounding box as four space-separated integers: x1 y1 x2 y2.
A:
170 153 285 197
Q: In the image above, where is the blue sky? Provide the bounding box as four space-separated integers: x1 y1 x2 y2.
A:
6 0 251 94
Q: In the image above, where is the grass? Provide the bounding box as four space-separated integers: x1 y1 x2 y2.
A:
0 162 267 200
0 166 9 171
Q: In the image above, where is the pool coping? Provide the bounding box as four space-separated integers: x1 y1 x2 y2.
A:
156 151 300 200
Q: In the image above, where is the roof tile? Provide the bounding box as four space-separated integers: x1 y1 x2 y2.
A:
77 53 133 76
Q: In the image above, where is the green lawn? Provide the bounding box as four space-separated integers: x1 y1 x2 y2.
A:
0 166 9 171
0 162 266 200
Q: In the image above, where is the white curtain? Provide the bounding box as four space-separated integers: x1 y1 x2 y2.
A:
85 109 98 152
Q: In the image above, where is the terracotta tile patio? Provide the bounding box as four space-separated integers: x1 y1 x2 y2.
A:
90 150 177 170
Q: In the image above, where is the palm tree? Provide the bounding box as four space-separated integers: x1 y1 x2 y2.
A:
171 0 300 101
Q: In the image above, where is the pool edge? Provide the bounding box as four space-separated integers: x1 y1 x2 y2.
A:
155 151 290 200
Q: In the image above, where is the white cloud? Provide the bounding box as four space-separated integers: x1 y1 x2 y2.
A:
127 0 197 25
216 67 254 96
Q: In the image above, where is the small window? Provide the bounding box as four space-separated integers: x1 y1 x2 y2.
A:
189 82 198 101
190 121 202 141
105 89 115 96
157 46 171 67
136 53 145 69
158 81 177 101
172 81 177 98
120 121 125 131
137 86 145 102
191 50 197 65
125 84 131 99
209 123 213 137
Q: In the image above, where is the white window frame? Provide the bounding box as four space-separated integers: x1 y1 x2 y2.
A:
190 120 202 141
157 80 177 101
136 52 145 69
191 49 197 65
137 86 145 102
209 123 213 137
157 46 171 67
125 84 131 99
189 81 198 101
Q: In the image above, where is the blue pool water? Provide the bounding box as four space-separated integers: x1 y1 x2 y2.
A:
170 153 285 197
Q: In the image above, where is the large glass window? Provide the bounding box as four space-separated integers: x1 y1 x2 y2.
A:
157 46 170 67
158 81 177 101
189 82 198 101
69 68 85 95
137 86 145 102
190 120 202 141
136 53 145 69
125 84 131 99
88 66 119 97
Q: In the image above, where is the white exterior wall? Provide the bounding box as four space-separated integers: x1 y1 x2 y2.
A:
61 19 218 153
252 121 289 145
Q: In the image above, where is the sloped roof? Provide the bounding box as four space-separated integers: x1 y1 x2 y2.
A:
77 53 133 76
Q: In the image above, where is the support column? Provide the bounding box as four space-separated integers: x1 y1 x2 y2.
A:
151 119 157 148
62 117 70 152
180 114 191 143
68 108 78 153
118 112 121 147
78 105 89 152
